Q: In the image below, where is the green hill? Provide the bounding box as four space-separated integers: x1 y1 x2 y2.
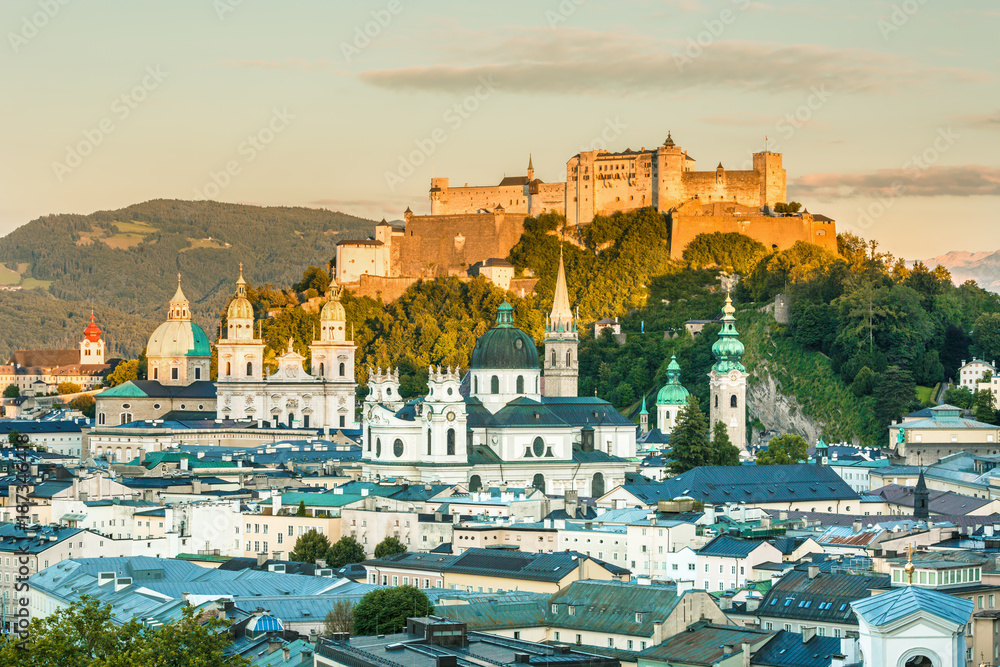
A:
0 199 374 359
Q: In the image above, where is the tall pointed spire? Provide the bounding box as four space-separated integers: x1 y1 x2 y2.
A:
548 247 574 333
711 289 745 373
168 273 191 321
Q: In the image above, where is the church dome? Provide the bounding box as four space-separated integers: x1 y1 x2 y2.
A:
226 264 254 321
656 355 689 405
469 302 539 370
83 313 102 342
320 294 346 322
146 320 211 359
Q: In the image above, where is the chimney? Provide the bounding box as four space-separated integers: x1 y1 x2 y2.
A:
257 551 267 567
267 639 282 654
282 646 290 661
802 626 817 643
652 620 664 645
565 490 579 518
808 565 819 579
745 596 760 612
852 519 862 533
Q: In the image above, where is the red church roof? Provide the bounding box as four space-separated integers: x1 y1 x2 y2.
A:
83 313 102 342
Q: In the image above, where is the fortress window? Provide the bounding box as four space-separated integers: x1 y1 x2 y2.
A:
447 429 456 456
491 376 499 394
731 395 738 408
517 376 524 394
247 362 253 376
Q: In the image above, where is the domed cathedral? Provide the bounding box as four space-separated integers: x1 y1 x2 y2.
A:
542 247 578 398
709 291 748 451
215 269 359 430
655 355 690 434
362 294 637 498
145 275 212 386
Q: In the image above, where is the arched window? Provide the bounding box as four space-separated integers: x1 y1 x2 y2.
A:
592 472 605 498
730 394 737 408
339 362 345 377
490 376 499 394
447 429 456 456
532 473 545 494
551 350 557 367
714 395 719 408
516 375 524 394
226 362 232 376
376 438 382 457
153 367 158 380
367 430 371 451
319 362 325 377
474 376 479 394
427 430 433 456
469 475 482 493
247 362 253 376
566 350 572 366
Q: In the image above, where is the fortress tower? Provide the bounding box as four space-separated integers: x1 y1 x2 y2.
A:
542 248 578 398
708 292 748 450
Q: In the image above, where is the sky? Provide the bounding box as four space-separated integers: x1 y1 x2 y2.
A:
1 0 997 260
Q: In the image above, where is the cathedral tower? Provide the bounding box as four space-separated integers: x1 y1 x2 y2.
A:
145 275 211 386
310 283 358 429
542 248 578 397
217 264 265 383
708 291 748 450
80 312 105 365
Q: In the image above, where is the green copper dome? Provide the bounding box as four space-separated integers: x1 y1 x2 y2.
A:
146 320 211 358
711 293 746 374
469 302 539 370
656 355 690 405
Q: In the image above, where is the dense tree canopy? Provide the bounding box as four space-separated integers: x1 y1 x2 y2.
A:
352 587 433 636
667 396 712 475
327 536 367 568
374 536 407 559
757 434 808 465
289 529 330 563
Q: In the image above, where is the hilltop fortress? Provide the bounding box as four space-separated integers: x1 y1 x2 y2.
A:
334 133 836 298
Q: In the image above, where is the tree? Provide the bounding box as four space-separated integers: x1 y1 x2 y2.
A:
972 313 1000 363
57 382 82 395
710 420 741 466
773 202 802 213
943 386 975 410
69 394 96 418
974 390 997 425
2 384 18 398
851 366 876 397
756 433 808 465
872 366 917 430
323 600 355 635
327 536 367 568
105 359 139 387
7 430 22 447
289 528 331 564
0 595 248 667
293 265 331 294
667 396 712 475
295 500 307 517
352 586 433 636
374 536 407 559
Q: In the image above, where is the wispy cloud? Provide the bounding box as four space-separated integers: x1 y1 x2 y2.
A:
955 110 1000 128
357 28 989 96
792 165 1000 198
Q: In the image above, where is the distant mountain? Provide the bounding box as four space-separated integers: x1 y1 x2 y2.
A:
0 199 375 359
921 249 1000 293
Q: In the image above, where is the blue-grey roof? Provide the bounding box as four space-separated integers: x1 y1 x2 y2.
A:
0 524 84 554
699 534 769 558
758 570 890 625
0 420 83 434
624 464 858 505
751 630 844 667
851 585 974 627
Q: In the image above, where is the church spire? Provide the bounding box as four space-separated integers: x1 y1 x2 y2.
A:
168 274 191 321
548 247 574 333
711 290 745 373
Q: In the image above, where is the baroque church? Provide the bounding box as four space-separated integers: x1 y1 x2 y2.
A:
361 252 637 497
97 268 358 431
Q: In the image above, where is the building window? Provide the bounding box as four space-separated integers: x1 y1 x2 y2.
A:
226 362 231 376
246 362 253 376
730 394 737 408
171 368 179 380
447 429 456 456
516 375 524 394
339 362 345 376
194 367 201 380
490 375 499 394
566 350 572 366
427 430 433 456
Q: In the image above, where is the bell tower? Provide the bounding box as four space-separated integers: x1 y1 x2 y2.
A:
80 312 105 365
543 248 578 397
708 291 748 450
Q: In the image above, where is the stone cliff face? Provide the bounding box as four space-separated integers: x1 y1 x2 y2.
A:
746 371 851 447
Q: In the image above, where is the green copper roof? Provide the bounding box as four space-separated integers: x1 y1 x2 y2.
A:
656 355 690 406
469 302 539 370
711 293 746 373
639 394 648 416
99 382 149 398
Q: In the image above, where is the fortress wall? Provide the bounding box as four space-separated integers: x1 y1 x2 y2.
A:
670 214 838 259
436 185 528 215
397 213 525 277
593 173 652 216
528 182 567 216
681 170 763 207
